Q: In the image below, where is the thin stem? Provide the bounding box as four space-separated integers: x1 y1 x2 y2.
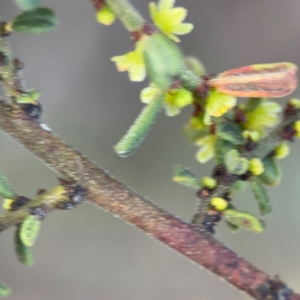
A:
105 0 145 31
0 102 299 299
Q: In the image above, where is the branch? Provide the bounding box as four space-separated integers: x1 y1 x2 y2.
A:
0 102 299 299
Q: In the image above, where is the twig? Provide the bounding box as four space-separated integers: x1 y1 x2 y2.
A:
0 102 299 299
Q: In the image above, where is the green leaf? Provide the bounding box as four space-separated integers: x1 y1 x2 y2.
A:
114 95 164 157
224 209 264 233
173 165 201 189
16 89 41 104
214 138 236 165
224 149 249 175
15 0 43 11
20 215 41 247
245 97 263 112
225 220 240 233
11 8 58 34
144 33 183 90
15 228 34 266
231 180 248 191
184 56 206 76
250 177 271 215
0 170 14 199
259 156 282 186
216 122 245 145
0 282 11 298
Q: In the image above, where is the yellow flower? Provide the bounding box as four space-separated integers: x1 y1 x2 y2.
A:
204 91 237 125
249 158 264 176
244 100 281 133
274 143 290 159
111 40 146 82
96 4 115 26
149 0 194 42
140 84 193 117
196 135 216 163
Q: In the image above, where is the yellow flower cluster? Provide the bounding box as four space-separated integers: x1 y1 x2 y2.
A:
149 0 194 42
111 0 193 82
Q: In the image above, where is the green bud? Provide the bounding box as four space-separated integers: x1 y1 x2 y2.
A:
144 34 183 90
20 215 41 247
11 7 58 34
201 176 217 189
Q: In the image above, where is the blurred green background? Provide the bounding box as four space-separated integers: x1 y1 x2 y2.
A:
0 0 300 299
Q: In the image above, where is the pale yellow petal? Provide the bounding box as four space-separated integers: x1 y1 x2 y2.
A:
129 65 146 82
159 0 176 11
149 2 157 20
196 135 213 146
196 146 214 163
262 102 281 113
140 86 160 104
111 55 130 72
173 23 194 35
170 7 187 23
165 32 180 42
165 103 180 116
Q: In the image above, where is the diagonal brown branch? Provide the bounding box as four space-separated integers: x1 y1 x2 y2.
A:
0 102 299 300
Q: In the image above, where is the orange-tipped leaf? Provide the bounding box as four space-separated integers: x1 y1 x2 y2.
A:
209 62 298 98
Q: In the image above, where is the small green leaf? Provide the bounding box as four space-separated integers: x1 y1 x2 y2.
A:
225 220 240 233
11 8 58 34
250 177 271 215
224 209 264 233
216 122 245 145
231 180 248 191
245 98 263 112
0 282 11 298
184 127 209 143
114 95 164 157
259 156 282 186
0 171 14 199
15 228 34 266
214 138 236 165
20 215 41 247
224 149 249 175
173 165 201 189
144 33 183 90
184 56 206 76
16 89 41 104
15 0 43 11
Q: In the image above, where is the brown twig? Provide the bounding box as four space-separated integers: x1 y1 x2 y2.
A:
0 102 299 299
